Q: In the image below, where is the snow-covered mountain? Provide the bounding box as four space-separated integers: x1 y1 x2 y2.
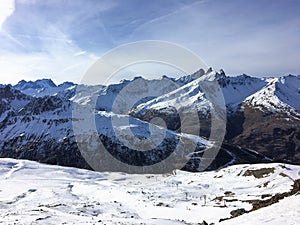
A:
13 79 76 98
217 73 267 109
129 71 300 162
1 158 299 224
0 70 300 172
132 71 300 117
244 75 300 115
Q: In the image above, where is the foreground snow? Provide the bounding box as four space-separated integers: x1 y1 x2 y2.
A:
220 194 300 225
0 158 299 224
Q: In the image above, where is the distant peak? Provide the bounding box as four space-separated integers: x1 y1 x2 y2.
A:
35 79 56 87
161 75 170 79
283 74 300 78
58 81 75 88
219 69 226 76
133 76 143 80
14 78 57 91
207 67 213 73
16 79 27 86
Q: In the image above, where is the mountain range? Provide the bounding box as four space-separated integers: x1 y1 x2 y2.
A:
0 69 299 172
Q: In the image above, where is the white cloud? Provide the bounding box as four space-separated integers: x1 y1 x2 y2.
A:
0 51 97 85
0 0 15 29
74 51 87 57
0 0 116 84
0 25 98 84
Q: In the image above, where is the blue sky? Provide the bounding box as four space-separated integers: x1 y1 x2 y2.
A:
0 0 300 84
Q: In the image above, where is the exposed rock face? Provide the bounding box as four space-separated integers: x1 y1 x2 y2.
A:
225 74 300 164
230 105 300 164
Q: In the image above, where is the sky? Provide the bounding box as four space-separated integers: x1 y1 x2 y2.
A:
0 0 300 85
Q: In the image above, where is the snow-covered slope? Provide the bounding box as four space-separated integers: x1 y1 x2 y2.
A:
132 72 300 117
218 74 267 108
132 72 215 117
95 76 180 113
132 72 267 114
133 71 267 108
221 194 300 225
244 75 300 115
0 158 299 224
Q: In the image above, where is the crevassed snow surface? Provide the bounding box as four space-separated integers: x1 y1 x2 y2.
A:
0 158 299 224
